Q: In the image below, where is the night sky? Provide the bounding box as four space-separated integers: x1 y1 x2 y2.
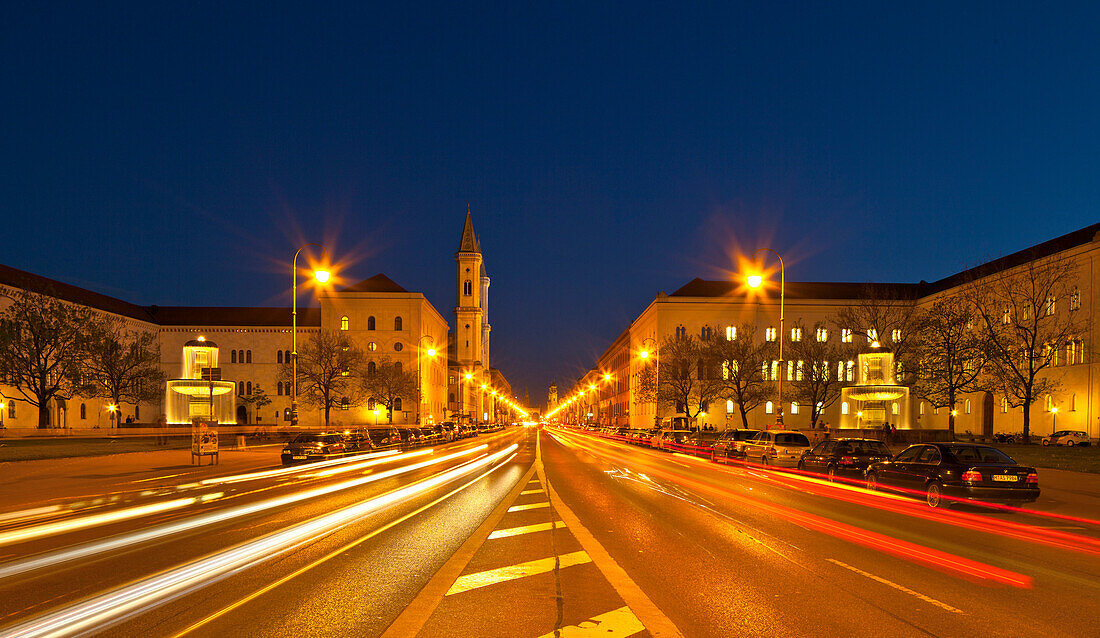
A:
2 3 1098 408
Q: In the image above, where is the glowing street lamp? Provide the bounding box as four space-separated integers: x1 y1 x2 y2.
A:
417 336 436 425
746 248 785 426
291 243 331 427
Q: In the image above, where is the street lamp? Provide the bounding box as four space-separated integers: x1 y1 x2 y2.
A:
746 248 785 426
639 337 658 428
107 404 118 428
417 336 436 425
291 243 330 428
1052 406 1059 430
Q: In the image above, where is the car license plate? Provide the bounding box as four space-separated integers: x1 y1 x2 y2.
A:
292 455 306 460
992 474 1018 482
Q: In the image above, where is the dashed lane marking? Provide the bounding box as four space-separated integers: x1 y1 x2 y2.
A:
520 489 544 495
535 606 646 638
508 502 550 512
488 521 567 539
445 551 592 595
826 558 965 614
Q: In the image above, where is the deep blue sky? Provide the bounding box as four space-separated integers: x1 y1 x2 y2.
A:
2 3 1098 408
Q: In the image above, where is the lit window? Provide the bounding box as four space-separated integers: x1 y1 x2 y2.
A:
1045 295 1056 316
765 401 774 414
367 342 378 352
765 327 777 342
787 360 803 381
816 401 823 413
919 401 925 415
1002 307 1011 324
341 368 349 377
934 406 940 415
867 328 878 343
1045 395 1053 412
790 328 802 342
841 402 849 415
892 329 902 342
892 402 899 415
340 397 349 411
726 400 734 414
726 326 737 341
1067 340 1077 365
1022 305 1032 321
1000 397 1008 413
340 316 349 331
816 327 828 342
845 360 855 382
1070 287 1081 311
841 328 853 343
790 402 799 415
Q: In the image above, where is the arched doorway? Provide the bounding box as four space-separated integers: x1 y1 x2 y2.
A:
982 392 994 438
236 405 248 425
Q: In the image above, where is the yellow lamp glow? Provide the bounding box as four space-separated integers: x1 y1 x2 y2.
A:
314 270 331 283
1052 407 1059 414
426 348 437 357
465 373 472 380
639 350 650 359
603 373 612 381
746 274 764 288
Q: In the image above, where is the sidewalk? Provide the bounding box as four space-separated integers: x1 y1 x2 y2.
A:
0 445 282 513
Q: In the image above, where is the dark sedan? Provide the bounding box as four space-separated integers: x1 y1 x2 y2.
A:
281 433 349 465
865 443 1040 508
710 429 761 461
798 438 892 480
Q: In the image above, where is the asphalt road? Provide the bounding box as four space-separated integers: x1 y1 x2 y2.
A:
0 426 1096 637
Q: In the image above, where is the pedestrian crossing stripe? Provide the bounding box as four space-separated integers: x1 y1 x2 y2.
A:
446 551 592 595
535 606 646 637
488 521 567 539
520 489 543 495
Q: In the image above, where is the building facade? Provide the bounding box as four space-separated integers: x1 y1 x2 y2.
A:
563 224 1100 441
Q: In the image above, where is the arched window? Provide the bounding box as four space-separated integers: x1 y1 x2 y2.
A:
464 280 472 296
1045 395 1053 412
1071 394 1077 411
231 350 237 363
1001 397 1008 413
80 403 86 419
892 402 899 415
765 401 774 414
239 350 245 363
964 399 971 414
341 397 349 411
394 316 403 331
790 402 799 415
367 361 377 376
285 350 291 363
394 397 403 411
238 381 245 395
919 402 925 415
246 350 252 363
246 381 252 395
726 400 734 414
367 316 376 331
277 381 283 396
395 362 402 374
841 402 849 415
340 316 349 331
135 405 139 420
277 350 283 364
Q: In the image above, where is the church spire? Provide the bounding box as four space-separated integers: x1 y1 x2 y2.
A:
458 205 481 253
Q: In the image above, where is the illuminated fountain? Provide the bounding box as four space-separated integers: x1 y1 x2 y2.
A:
839 348 910 430
165 338 237 425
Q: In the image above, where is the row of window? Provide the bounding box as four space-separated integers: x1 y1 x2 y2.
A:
340 316 403 331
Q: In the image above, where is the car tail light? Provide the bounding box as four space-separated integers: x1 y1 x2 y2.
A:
1026 473 1039 485
962 470 982 482
839 456 855 465
767 446 776 454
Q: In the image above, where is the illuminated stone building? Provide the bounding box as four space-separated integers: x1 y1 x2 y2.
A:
566 224 1100 440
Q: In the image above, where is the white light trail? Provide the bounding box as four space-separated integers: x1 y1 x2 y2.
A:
0 444 519 638
0 498 196 548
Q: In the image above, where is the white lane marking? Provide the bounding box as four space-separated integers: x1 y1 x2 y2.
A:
826 559 964 614
445 551 591 595
508 502 550 512
488 521 567 539
536 606 645 638
520 489 544 495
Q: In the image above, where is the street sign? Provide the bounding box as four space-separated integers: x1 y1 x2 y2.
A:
200 368 221 381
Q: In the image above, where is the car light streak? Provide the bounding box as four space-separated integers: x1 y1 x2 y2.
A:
0 445 491 580
0 499 197 549
550 428 1032 588
199 449 401 485
301 449 432 478
0 507 63 526
0 444 519 638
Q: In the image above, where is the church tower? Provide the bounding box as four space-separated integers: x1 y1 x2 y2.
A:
455 208 484 367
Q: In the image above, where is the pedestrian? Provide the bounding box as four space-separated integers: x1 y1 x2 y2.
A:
881 422 890 443
823 422 831 439
890 423 897 443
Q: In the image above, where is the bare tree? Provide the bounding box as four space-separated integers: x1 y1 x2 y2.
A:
239 384 273 423
710 324 774 428
969 257 1087 443
649 333 725 425
785 321 850 429
82 318 166 426
361 357 418 424
0 290 93 428
835 284 924 383
281 330 365 427
911 296 989 436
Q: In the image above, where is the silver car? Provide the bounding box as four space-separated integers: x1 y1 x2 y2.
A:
1042 430 1090 447
742 430 813 467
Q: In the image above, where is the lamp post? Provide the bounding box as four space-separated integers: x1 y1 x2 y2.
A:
417 336 436 425
462 372 473 425
291 244 330 428
639 337 658 428
1051 406 1059 431
746 248 785 426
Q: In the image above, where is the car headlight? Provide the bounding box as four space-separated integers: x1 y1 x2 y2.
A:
282 448 291 454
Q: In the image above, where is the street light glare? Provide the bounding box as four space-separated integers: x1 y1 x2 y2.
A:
313 269 331 283
639 350 650 359
426 348 436 357
746 274 764 288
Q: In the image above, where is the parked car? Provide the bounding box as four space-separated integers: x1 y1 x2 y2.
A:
281 433 349 465
651 429 693 451
395 427 423 447
797 438 893 480
742 430 812 467
683 431 722 457
865 443 1039 508
362 426 403 449
710 429 762 461
1042 430 1090 447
